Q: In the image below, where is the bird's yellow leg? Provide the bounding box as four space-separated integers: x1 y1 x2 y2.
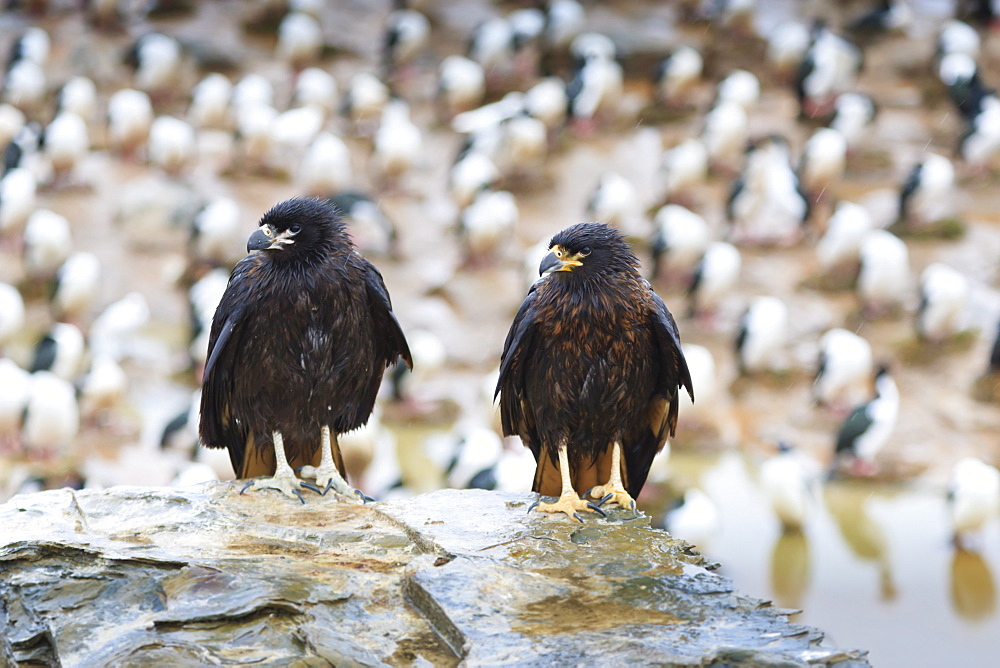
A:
240 431 305 504
300 426 358 499
530 442 604 522
588 441 636 512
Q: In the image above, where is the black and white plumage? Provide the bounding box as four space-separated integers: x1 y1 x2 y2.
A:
813 328 874 411
383 9 430 77
835 364 898 476
524 77 567 131
767 21 811 79
199 197 411 502
735 296 789 375
188 73 233 130
585 171 641 231
795 23 863 118
343 72 390 130
700 99 747 172
959 94 1000 169
190 196 241 267
947 457 1000 542
43 111 89 183
760 442 815 532
846 0 912 38
937 20 980 69
459 188 518 263
655 45 703 107
715 69 760 111
437 55 486 118
939 52 987 121
56 76 98 125
373 99 422 183
148 115 196 175
468 17 515 77
727 136 809 245
107 89 153 156
857 229 910 316
565 34 623 131
0 167 36 234
448 147 499 210
276 12 323 69
798 127 847 199
2 54 46 116
22 370 79 457
0 282 25 348
916 263 969 342
30 322 85 383
815 200 872 274
829 92 876 150
659 137 708 204
650 203 711 285
686 241 741 320
293 67 338 114
898 153 955 227
23 208 73 280
124 32 183 97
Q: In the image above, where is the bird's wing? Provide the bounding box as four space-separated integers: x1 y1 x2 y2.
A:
496 285 541 458
199 257 255 474
362 259 412 369
836 405 872 455
624 286 694 496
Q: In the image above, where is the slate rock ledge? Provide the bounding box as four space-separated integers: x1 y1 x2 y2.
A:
0 482 869 666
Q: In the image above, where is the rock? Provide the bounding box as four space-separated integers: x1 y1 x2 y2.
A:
0 483 869 666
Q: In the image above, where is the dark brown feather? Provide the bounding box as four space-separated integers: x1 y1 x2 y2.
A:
497 222 692 498
199 198 411 480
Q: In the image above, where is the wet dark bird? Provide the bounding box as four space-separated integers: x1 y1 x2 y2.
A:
199 198 411 502
496 222 693 520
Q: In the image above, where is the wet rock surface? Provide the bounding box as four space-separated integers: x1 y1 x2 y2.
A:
1 483 868 666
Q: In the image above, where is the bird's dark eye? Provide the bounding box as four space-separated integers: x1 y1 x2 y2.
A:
290 224 301 234
580 247 591 257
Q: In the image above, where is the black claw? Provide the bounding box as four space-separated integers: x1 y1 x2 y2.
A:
583 486 597 499
299 481 323 495
572 512 585 523
293 465 306 474
587 502 607 517
630 499 637 514
239 480 254 495
597 492 614 507
293 488 306 505
527 501 540 514
322 480 336 496
355 489 375 503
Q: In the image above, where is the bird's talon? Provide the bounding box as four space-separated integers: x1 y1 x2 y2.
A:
354 489 375 503
240 480 254 495
299 481 323 494
293 488 306 505
572 512 585 523
527 501 540 514
587 502 607 517
599 492 614 506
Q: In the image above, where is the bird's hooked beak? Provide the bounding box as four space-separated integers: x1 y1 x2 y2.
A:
247 224 297 252
539 244 585 275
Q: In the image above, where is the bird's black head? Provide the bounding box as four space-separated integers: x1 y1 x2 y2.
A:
538 221 638 279
247 197 350 261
